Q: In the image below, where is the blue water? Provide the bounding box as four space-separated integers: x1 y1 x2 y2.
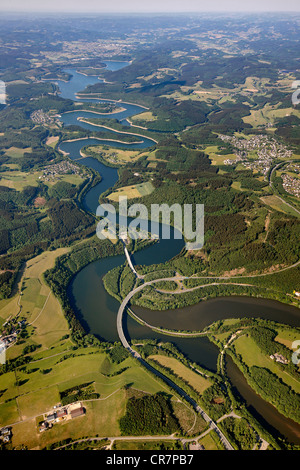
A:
52 56 300 446
54 61 131 100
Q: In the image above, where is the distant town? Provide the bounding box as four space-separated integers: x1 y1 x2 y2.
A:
219 134 294 176
40 160 83 182
30 109 61 127
281 163 300 198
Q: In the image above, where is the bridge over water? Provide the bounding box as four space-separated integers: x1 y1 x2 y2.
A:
116 265 234 451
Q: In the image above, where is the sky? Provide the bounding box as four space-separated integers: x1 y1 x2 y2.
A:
1 0 299 13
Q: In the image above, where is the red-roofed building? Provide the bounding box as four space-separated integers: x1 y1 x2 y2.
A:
70 406 85 419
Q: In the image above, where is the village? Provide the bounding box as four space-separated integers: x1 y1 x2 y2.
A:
60 39 133 59
280 162 300 198
219 134 294 176
30 109 60 127
39 160 83 182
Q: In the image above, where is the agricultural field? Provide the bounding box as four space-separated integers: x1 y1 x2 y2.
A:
10 389 127 449
1 350 183 448
0 170 42 190
44 173 85 187
1 248 71 358
204 146 238 166
0 169 85 191
145 150 166 164
108 181 155 201
84 145 145 165
260 195 300 217
148 355 212 395
233 334 300 394
4 147 32 158
0 241 198 449
161 76 274 106
130 111 158 123
0 283 23 325
275 328 300 349
46 136 59 148
243 104 300 128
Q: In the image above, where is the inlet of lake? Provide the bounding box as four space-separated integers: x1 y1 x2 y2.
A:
55 65 300 444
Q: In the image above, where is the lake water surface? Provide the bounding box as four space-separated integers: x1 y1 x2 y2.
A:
56 65 300 444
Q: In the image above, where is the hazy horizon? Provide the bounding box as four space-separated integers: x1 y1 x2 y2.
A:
0 0 299 14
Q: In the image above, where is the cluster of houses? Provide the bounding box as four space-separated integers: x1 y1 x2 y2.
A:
30 109 56 126
0 427 12 443
0 334 16 351
281 173 300 198
269 353 289 364
39 402 85 432
0 319 26 355
219 134 293 176
39 161 82 182
61 39 130 58
0 318 26 336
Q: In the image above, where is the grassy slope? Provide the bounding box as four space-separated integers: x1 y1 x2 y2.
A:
233 334 300 394
0 248 185 447
2 349 177 447
148 354 211 394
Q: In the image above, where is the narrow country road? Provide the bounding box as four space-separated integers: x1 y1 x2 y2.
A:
114 158 300 452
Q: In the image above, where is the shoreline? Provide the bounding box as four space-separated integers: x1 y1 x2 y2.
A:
42 77 69 83
75 93 149 110
52 61 300 448
60 136 144 145
78 118 158 144
126 118 148 130
63 106 127 115
75 69 106 77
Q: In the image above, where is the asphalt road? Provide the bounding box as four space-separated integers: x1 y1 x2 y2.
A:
116 276 234 450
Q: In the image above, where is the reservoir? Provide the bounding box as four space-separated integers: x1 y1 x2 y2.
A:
55 66 300 444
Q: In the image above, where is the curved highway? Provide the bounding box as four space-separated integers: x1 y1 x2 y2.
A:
116 274 234 450
56 69 300 450
117 236 300 449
